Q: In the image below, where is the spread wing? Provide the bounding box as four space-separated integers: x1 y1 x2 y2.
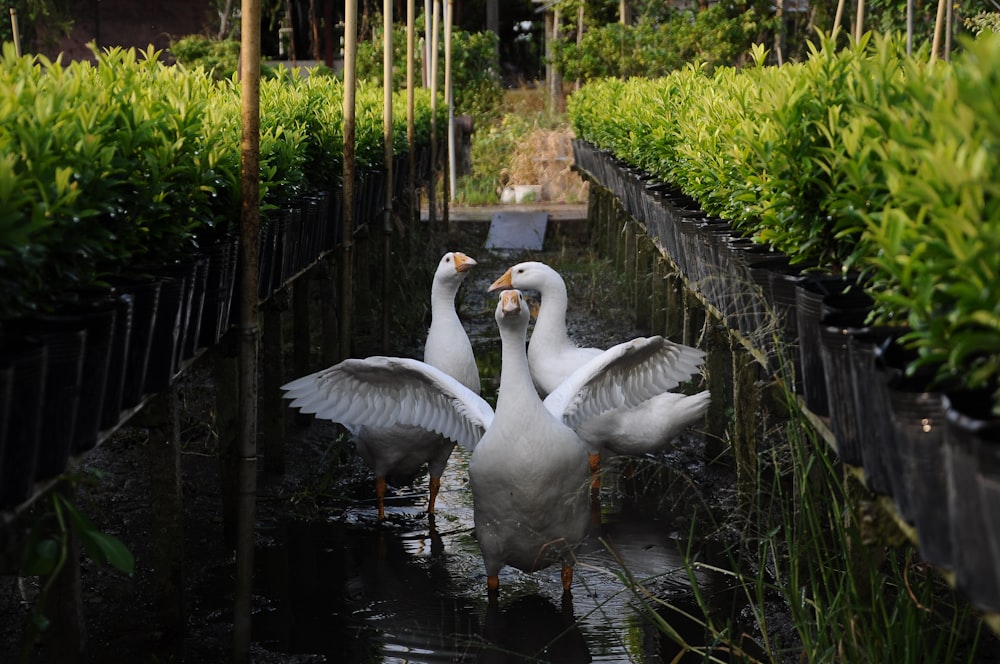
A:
543 336 705 430
282 356 494 451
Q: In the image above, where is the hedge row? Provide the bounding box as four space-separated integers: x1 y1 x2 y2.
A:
568 32 1000 406
0 44 442 326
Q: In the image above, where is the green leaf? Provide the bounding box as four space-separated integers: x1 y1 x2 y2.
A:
22 539 59 576
81 530 136 575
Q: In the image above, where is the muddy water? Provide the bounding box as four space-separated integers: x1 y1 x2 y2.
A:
250 441 739 662
245 241 746 662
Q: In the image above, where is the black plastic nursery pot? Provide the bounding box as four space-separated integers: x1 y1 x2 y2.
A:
816 291 875 467
276 206 303 284
880 340 954 571
0 340 46 509
765 267 810 394
111 276 161 411
180 257 209 362
99 291 134 432
848 327 904 497
943 391 1000 613
6 314 88 483
724 240 784 340
144 272 186 395
795 275 866 417
197 237 239 349
61 295 120 455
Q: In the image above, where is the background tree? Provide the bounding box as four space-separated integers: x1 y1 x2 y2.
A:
1 0 73 53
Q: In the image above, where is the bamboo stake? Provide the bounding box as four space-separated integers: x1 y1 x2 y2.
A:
854 0 865 43
932 0 947 61
428 1 439 228
407 0 416 226
907 0 914 55
341 0 358 361
9 8 21 57
424 0 432 88
833 0 845 38
382 0 393 352
945 0 953 61
445 0 455 208
233 0 261 660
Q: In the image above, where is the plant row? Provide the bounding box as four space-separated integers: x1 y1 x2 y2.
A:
0 43 443 327
567 31 1000 410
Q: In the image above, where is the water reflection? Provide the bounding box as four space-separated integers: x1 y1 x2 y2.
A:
480 595 591 663
244 436 740 662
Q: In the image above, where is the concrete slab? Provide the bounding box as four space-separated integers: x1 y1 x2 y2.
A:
485 210 549 251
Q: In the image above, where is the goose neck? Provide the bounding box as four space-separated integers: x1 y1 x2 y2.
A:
532 279 570 339
496 331 537 411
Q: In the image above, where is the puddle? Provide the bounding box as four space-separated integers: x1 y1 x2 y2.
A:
248 440 743 662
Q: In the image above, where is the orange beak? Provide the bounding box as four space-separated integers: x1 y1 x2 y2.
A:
453 252 477 273
500 289 522 316
488 268 514 293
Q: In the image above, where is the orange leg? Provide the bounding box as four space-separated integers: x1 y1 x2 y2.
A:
376 476 387 521
561 565 574 593
428 476 441 515
588 452 601 494
487 575 500 594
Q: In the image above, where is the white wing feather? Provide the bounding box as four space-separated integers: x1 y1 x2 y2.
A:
282 356 494 451
543 336 705 429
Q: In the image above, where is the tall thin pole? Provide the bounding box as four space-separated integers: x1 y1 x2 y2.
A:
944 0 953 61
424 0 432 88
854 0 864 43
428 0 439 229
906 0 914 55
407 0 417 225
233 0 261 661
932 0 947 61
444 0 455 208
382 0 393 352
341 0 358 361
9 8 21 57
833 0 845 38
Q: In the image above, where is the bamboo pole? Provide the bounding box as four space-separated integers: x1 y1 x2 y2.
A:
233 0 261 660
575 6 583 92
445 0 455 208
428 1 439 228
424 0 432 88
382 0 393 352
833 0 845 38
907 0 914 55
341 0 358 361
9 8 20 57
932 0 947 61
545 9 555 114
854 0 865 43
945 0 953 61
407 0 417 226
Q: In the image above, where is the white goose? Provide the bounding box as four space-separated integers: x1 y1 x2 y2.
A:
489 261 602 397
288 251 479 521
490 261 709 489
282 289 699 596
424 251 481 396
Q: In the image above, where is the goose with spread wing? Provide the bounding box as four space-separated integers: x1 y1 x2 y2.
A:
489 260 710 490
285 251 479 521
283 289 706 597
